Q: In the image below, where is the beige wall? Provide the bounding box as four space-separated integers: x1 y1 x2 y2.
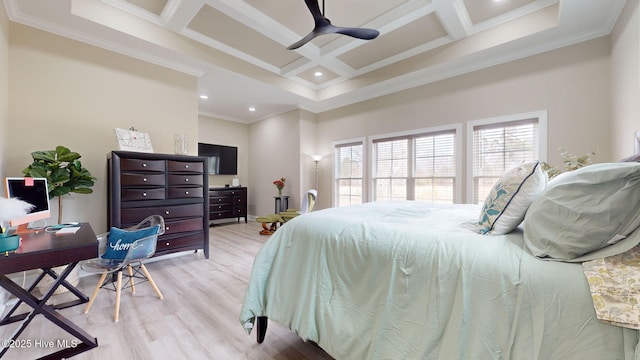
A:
248 109 304 216
611 0 640 159
7 24 198 233
0 3 8 182
299 109 319 198
314 37 612 208
198 115 249 188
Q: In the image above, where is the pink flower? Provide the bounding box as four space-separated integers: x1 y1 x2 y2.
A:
273 177 286 190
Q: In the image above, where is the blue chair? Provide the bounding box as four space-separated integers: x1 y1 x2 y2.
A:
81 215 165 322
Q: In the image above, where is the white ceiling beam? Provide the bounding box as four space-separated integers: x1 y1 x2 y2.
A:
163 0 205 31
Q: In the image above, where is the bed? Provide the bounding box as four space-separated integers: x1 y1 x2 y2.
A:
240 161 640 359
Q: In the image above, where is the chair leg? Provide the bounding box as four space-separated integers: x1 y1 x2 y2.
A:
140 264 163 300
114 271 123 322
84 272 108 314
128 265 136 294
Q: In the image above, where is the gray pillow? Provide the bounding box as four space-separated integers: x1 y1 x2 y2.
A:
620 154 640 162
523 162 640 261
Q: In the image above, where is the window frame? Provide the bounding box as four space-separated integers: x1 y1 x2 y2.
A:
466 110 548 204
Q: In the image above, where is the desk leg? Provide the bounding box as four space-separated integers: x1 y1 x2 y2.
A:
0 266 89 325
0 270 48 324
42 267 90 309
0 263 98 359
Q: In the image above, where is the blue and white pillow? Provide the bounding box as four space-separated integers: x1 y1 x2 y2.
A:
102 225 161 260
479 161 547 235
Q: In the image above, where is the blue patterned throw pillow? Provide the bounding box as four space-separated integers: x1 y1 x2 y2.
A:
102 225 161 260
479 161 547 235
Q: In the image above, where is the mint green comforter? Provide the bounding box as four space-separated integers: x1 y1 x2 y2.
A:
240 201 639 359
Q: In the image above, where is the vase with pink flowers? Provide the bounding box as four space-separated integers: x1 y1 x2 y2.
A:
273 177 286 197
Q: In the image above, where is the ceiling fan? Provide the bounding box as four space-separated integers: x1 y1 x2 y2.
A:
287 0 380 50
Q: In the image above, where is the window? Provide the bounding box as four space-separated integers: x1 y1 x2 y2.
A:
334 141 364 207
372 138 408 201
468 111 547 204
414 133 457 203
371 127 458 203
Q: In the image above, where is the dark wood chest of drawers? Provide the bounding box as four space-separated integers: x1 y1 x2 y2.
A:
108 151 209 259
209 187 247 223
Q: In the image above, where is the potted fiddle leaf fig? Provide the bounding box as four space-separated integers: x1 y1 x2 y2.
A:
21 146 96 296
22 146 96 224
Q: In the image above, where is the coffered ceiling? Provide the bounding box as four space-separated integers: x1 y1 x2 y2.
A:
3 0 628 123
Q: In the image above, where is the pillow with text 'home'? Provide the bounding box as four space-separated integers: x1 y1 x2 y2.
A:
102 225 161 260
478 161 547 235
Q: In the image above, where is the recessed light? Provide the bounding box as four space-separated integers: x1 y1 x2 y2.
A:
314 71 323 77
248 107 256 112
200 95 208 99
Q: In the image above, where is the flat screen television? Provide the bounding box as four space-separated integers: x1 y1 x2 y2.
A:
198 143 238 175
4 177 51 229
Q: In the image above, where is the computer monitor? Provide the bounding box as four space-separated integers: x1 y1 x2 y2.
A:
4 177 51 230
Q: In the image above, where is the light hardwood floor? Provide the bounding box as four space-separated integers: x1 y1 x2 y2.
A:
0 222 334 360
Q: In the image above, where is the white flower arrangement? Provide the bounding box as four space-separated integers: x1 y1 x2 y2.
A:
0 197 34 232
541 147 598 179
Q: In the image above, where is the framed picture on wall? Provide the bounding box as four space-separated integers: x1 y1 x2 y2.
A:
114 128 154 153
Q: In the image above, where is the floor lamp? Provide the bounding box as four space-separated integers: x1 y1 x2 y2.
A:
311 154 323 190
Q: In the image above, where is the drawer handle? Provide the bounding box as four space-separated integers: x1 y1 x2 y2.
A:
185 165 189 169
218 199 222 202
143 178 147 182
165 210 170 215
166 226 170 231
165 242 170 246
142 192 147 197
185 178 189 182
185 191 189 195
142 163 147 167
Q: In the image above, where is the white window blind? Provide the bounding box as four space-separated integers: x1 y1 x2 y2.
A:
334 142 363 207
414 132 456 203
373 130 456 203
373 138 408 201
472 119 539 204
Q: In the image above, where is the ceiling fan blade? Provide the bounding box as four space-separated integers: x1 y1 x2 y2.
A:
330 26 380 40
287 30 320 50
305 0 324 22
287 0 327 50
288 0 380 50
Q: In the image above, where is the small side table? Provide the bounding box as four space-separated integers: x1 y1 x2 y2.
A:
274 196 289 214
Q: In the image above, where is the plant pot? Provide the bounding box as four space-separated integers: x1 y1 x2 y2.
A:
0 233 20 253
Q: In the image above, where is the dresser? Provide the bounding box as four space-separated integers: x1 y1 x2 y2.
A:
209 187 248 224
108 151 209 259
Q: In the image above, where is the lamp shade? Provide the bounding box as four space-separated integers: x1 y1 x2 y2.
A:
311 154 323 162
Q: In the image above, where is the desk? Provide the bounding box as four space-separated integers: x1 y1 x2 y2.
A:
0 223 99 359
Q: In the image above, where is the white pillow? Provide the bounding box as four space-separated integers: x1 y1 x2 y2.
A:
478 161 547 235
524 162 640 261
